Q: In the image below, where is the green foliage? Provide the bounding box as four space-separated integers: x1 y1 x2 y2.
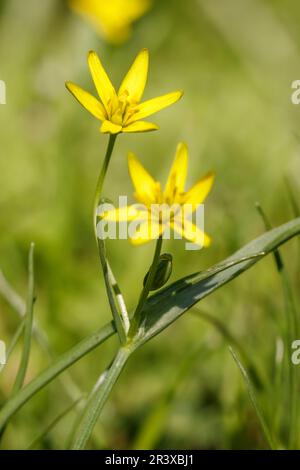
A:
1 0 300 450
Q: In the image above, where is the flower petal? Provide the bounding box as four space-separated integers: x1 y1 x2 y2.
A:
171 219 211 247
100 120 122 134
118 48 149 103
132 91 183 121
123 121 158 133
70 0 151 44
164 142 188 201
88 51 116 112
100 205 149 221
130 218 162 245
128 152 158 205
182 171 215 208
65 81 106 121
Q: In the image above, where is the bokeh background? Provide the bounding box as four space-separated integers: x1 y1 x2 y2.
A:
1 0 300 450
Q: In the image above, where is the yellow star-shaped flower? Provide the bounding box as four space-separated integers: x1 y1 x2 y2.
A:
66 49 183 134
101 143 215 245
69 0 151 44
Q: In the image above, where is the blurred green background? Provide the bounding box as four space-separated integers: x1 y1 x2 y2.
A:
1 0 300 450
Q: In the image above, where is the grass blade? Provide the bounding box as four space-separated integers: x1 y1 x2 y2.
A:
0 321 115 433
1 217 300 435
0 262 80 401
229 347 276 449
285 176 300 285
285 177 300 218
0 318 26 374
27 396 84 449
256 203 299 448
132 345 209 450
71 346 131 449
11 243 35 394
191 308 266 389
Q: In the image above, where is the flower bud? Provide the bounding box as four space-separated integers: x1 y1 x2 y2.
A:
143 253 173 291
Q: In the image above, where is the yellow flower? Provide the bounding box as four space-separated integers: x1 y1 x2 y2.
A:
69 0 151 44
101 143 215 246
66 49 183 134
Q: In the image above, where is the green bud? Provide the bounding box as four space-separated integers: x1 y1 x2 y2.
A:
143 253 173 291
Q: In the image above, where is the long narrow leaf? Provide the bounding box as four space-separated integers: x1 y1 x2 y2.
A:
0 321 115 432
138 217 300 346
0 318 26 374
191 308 266 389
71 346 131 449
229 347 276 449
256 203 299 448
132 345 209 450
27 396 84 450
12 243 35 394
0 264 80 401
1 217 300 433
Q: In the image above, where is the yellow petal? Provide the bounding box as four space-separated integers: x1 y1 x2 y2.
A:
70 0 150 45
65 81 106 121
88 51 116 112
182 172 215 207
100 205 148 221
164 142 188 201
128 152 158 205
118 49 149 103
130 218 162 245
100 120 122 134
132 91 183 121
171 219 211 247
123 121 158 133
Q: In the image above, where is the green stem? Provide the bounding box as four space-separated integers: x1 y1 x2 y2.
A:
93 134 128 343
71 346 132 449
129 237 163 339
97 238 127 344
93 134 117 238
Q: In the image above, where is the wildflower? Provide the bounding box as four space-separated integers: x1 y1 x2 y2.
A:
66 49 183 134
101 143 215 245
69 0 151 44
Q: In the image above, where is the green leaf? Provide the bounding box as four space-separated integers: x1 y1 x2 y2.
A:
132 345 209 450
1 217 300 439
285 177 300 218
0 259 81 401
12 243 35 395
229 347 276 449
27 395 85 449
256 203 299 448
191 308 265 389
0 321 115 433
71 346 131 450
136 217 300 346
0 318 26 374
